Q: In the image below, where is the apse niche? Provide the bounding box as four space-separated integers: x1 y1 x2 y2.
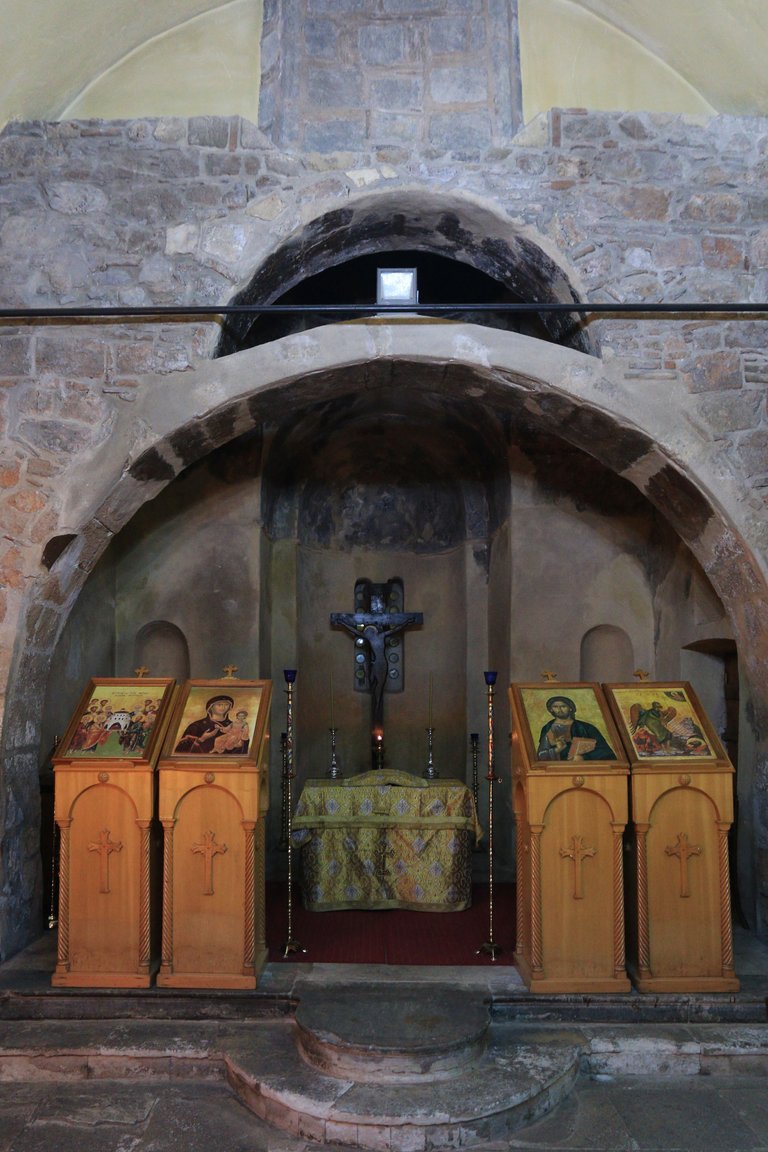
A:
41 354 735 886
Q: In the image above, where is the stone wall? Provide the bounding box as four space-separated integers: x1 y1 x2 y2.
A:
258 0 523 150
1 107 768 953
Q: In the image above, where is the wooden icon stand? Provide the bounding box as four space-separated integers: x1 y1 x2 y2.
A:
604 682 739 993
52 677 177 987
510 683 631 993
157 679 272 989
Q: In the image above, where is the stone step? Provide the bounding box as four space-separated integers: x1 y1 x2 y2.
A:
225 1018 584 1150
294 987 491 1082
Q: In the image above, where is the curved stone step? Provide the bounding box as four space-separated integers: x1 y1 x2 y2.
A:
224 1011 585 1150
295 987 490 1082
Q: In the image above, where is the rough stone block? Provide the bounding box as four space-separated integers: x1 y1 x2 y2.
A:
305 118 367 152
688 350 742 393
702 234 746 268
188 117 231 149
305 18 338 60
0 336 32 376
35 337 106 378
307 67 364 108
429 65 488 105
734 429 768 477
428 16 468 55
359 23 406 66
428 112 491 150
370 76 424 112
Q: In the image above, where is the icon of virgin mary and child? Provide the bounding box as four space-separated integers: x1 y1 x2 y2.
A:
174 694 250 755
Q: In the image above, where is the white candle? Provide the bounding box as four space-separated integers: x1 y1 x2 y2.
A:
329 670 334 728
429 673 433 727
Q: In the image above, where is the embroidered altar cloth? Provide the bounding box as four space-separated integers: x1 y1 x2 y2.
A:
292 769 482 912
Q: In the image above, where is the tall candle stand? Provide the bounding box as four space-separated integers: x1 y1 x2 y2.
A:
282 670 304 957
424 727 438 779
470 732 483 851
327 727 342 779
278 731 288 850
477 671 502 960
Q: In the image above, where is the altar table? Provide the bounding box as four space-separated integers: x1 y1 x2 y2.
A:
292 770 482 911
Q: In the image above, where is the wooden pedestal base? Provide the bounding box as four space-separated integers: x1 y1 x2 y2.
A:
157 764 268 990
52 766 158 989
514 951 630 994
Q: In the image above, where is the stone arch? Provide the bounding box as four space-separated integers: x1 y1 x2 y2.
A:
3 322 768 955
214 188 598 358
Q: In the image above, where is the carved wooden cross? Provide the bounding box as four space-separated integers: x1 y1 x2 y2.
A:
192 830 228 895
665 832 701 897
633 668 650 681
541 670 558 682
88 829 123 893
559 834 596 899
134 666 149 678
222 664 238 679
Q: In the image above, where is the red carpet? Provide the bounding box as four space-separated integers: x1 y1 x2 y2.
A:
266 883 516 965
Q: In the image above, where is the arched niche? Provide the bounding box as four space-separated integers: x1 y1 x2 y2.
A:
580 625 635 683
214 191 599 358
5 324 768 956
133 620 190 683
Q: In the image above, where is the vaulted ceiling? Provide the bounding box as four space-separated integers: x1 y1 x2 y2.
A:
2 0 766 130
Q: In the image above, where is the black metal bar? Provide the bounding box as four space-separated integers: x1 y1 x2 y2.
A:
0 301 766 320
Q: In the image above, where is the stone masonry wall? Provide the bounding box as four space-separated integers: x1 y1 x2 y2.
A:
1 108 768 951
258 0 523 150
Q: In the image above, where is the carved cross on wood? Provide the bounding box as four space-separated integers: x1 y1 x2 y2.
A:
134 666 149 678
192 830 228 895
559 834 597 899
88 829 123 893
222 665 238 679
665 832 702 897
541 670 558 682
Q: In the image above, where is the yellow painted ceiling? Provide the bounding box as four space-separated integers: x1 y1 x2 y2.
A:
1 0 766 130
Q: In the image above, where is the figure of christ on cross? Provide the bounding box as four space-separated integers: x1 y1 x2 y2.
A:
330 589 423 768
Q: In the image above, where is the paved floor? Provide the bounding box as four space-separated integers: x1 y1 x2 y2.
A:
0 927 766 1152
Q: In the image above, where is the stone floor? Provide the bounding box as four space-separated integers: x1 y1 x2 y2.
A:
0 926 766 1152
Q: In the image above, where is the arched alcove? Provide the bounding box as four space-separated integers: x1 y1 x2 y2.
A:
133 620 190 683
5 321 768 954
580 625 635 682
214 192 599 358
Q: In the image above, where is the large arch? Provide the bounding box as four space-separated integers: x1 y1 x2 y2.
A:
3 322 768 957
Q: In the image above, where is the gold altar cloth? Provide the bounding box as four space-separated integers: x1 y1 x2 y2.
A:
292 770 482 912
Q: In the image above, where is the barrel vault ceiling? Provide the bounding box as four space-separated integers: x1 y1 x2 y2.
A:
2 0 766 131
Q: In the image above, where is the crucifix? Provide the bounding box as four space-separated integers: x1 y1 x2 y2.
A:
331 578 423 769
559 834 597 900
88 828 123 894
665 831 701 898
192 830 228 895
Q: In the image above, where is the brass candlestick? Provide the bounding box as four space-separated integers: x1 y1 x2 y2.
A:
477 671 502 961
470 732 479 811
278 731 288 850
470 732 484 852
282 670 305 957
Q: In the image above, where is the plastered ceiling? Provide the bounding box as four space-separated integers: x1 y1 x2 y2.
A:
1 0 767 129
